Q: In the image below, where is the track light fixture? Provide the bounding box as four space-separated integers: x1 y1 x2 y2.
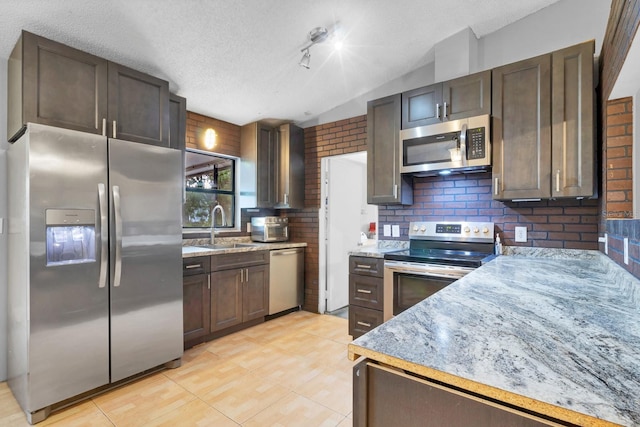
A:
299 26 330 69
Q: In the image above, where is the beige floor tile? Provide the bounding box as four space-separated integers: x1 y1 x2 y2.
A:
336 416 353 427
243 392 344 427
0 311 353 426
294 366 352 416
93 373 196 427
141 398 238 427
205 331 263 358
201 372 290 424
163 351 249 397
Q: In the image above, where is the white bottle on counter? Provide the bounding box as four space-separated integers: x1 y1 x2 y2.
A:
495 234 502 255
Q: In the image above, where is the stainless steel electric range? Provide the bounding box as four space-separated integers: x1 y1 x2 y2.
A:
383 221 495 318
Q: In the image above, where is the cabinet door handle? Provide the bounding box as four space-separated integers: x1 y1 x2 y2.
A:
185 264 202 269
556 169 561 193
240 269 244 283
356 264 371 269
357 321 371 328
207 275 210 290
356 289 372 294
102 118 107 137
443 101 448 119
245 268 249 282
393 184 398 199
112 120 117 138
436 103 440 119
494 177 499 196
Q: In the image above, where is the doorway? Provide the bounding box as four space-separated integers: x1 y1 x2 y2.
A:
319 152 377 314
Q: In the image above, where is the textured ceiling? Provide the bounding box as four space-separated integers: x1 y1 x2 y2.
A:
0 0 562 126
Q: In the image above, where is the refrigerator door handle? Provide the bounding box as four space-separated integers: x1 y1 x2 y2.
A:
113 185 123 287
98 183 108 288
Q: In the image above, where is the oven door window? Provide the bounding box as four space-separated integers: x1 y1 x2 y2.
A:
393 273 454 316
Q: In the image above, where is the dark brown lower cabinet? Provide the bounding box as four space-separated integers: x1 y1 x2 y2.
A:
353 360 569 427
183 274 211 341
210 251 269 333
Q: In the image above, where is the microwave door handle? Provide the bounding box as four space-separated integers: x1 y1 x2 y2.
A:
460 124 468 166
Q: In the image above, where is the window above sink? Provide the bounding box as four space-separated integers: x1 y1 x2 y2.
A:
183 149 237 230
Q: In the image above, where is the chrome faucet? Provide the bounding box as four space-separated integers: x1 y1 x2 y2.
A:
210 204 226 244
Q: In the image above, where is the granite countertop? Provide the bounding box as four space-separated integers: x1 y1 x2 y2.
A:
348 250 640 427
182 239 307 258
348 239 409 258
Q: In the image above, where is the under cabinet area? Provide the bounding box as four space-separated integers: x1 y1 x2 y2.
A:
492 40 595 200
353 360 567 427
348 256 385 338
8 30 171 147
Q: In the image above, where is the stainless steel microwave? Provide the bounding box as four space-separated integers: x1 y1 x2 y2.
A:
251 216 289 242
400 114 491 176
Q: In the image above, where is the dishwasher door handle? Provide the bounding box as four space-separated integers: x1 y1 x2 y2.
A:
271 249 302 256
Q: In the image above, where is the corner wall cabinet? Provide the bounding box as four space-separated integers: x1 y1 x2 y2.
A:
8 30 170 148
367 94 413 205
401 70 491 129
240 122 305 209
492 40 595 200
348 256 385 338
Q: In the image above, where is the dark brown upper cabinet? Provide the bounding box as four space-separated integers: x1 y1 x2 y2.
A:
367 94 413 205
8 30 171 148
8 30 108 141
401 70 491 129
492 40 595 201
169 93 187 152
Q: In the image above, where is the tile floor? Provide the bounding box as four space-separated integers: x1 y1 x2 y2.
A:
0 311 355 426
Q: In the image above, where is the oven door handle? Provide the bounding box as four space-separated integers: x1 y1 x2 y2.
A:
384 263 471 280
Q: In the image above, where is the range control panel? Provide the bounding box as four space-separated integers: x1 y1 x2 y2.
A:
409 221 494 243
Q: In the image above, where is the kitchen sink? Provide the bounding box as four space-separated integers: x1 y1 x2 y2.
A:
196 242 259 250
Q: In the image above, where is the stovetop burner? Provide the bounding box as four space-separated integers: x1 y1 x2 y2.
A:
384 221 495 267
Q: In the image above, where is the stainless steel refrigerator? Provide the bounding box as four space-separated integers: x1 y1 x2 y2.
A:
7 123 183 424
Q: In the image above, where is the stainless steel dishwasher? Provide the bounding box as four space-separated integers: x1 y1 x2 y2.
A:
269 248 304 315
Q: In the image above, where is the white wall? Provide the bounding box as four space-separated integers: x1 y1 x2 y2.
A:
0 59 8 381
299 0 610 128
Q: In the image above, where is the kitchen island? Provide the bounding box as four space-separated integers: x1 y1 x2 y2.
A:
348 250 640 427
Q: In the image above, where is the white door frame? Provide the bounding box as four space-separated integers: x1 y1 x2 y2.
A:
318 151 369 314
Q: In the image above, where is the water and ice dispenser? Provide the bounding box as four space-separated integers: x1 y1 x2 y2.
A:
45 209 96 266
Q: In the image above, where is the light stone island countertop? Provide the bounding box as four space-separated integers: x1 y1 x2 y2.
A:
348 249 640 427
182 238 307 258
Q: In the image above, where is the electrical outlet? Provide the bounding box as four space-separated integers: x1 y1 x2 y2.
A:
246 222 251 233
392 225 400 237
383 224 391 237
514 226 527 243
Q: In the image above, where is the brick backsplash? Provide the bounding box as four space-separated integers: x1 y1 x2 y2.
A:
606 220 640 277
604 97 633 218
378 172 599 249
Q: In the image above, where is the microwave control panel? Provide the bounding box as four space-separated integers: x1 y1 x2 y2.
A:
467 127 486 159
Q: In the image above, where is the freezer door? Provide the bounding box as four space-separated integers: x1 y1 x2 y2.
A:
108 138 183 382
26 124 110 410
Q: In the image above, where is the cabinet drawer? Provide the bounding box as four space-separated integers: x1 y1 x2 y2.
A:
349 306 384 338
211 250 269 271
183 256 210 276
349 274 383 310
349 256 384 277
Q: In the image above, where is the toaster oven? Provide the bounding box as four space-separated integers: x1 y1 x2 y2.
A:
251 216 289 242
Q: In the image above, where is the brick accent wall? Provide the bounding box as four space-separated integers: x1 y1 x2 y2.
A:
378 173 599 249
287 116 368 312
186 111 241 157
604 97 633 218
